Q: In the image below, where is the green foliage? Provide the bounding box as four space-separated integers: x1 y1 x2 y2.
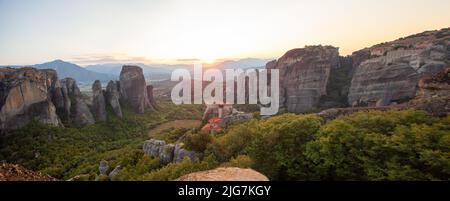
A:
141 155 219 181
184 132 213 152
0 98 204 180
221 155 254 168
207 120 259 162
305 110 450 180
248 114 323 180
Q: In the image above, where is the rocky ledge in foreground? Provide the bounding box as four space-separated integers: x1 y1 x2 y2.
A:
0 163 57 181
176 167 269 181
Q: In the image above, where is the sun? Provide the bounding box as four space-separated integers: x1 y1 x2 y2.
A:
203 57 216 64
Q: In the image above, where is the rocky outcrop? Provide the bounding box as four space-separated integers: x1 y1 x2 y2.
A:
119 65 152 114
0 68 62 132
98 160 108 175
408 67 450 116
143 139 199 164
146 85 157 110
267 45 340 113
0 162 57 181
348 28 450 107
220 113 253 127
105 81 123 118
176 167 269 181
91 80 107 121
60 78 95 127
108 165 122 180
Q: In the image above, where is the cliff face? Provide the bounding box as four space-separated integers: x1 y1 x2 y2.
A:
267 45 340 113
119 65 153 114
0 68 61 132
348 28 450 107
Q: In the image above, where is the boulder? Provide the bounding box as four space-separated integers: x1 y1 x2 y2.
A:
108 165 122 180
105 81 123 118
143 139 199 164
91 80 107 121
176 167 269 181
119 65 152 114
98 160 109 175
173 144 198 163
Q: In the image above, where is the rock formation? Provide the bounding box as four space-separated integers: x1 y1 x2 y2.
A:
143 139 199 164
91 80 107 121
408 67 450 116
348 28 450 107
0 68 62 132
146 85 158 110
119 65 152 114
60 78 95 127
266 45 340 113
176 167 269 181
105 80 123 118
98 160 109 175
0 162 57 181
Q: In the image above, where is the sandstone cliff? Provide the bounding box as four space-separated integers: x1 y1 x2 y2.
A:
91 80 107 121
348 28 450 107
119 65 153 114
105 80 123 118
0 68 62 132
267 45 340 113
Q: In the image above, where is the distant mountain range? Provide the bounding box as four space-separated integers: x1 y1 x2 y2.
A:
1 58 271 83
1 60 115 83
85 58 271 80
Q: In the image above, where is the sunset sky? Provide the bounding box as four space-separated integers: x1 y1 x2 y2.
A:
1 0 449 65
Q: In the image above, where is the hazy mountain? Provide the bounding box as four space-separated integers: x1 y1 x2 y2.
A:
84 58 270 80
31 60 115 82
207 58 271 70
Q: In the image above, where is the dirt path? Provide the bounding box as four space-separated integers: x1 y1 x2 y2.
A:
148 120 201 137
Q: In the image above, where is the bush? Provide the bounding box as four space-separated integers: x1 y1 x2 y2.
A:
221 155 254 168
207 120 258 162
247 114 323 180
184 132 213 152
141 155 218 181
305 110 450 180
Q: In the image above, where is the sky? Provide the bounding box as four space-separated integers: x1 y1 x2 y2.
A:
0 0 449 65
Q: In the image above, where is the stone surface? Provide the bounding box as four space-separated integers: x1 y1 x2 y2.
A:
176 167 269 181
143 139 199 164
408 67 450 116
146 85 158 110
119 65 152 114
60 78 95 127
108 165 122 180
348 28 450 107
0 67 62 132
98 160 109 175
0 162 57 181
173 144 198 163
267 45 340 113
105 80 123 118
91 80 107 121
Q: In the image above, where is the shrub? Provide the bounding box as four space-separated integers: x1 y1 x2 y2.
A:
247 114 323 180
221 155 254 168
305 110 450 180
